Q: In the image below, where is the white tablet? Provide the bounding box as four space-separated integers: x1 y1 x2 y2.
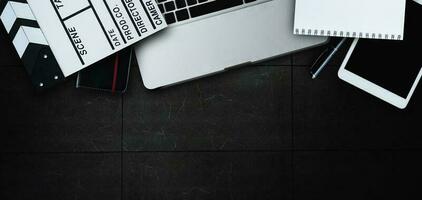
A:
338 39 422 109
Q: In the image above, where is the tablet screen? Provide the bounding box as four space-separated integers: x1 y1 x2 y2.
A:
345 0 422 98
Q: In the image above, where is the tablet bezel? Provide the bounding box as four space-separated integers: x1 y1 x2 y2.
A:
338 38 422 109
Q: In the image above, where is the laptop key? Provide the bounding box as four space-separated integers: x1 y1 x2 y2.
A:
186 0 197 6
158 4 165 13
175 0 187 9
164 12 177 24
176 9 189 22
164 1 176 12
189 0 244 18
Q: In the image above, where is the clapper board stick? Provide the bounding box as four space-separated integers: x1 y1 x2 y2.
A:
0 0 65 90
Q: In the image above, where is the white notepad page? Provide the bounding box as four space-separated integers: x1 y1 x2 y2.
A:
294 0 406 40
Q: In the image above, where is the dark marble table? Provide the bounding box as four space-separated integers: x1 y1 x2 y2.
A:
1 25 421 200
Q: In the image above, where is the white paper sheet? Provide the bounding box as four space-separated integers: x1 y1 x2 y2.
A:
294 0 406 40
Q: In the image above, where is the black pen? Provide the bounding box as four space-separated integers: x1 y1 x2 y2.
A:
310 37 347 79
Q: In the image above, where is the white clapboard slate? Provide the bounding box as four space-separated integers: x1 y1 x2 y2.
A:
26 0 167 77
1 0 65 89
0 0 166 89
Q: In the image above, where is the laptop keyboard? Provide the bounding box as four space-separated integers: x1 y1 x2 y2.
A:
157 0 258 25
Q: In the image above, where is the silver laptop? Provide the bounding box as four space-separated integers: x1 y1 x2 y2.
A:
134 0 327 89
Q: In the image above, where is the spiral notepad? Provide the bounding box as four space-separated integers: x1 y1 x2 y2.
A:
294 0 406 40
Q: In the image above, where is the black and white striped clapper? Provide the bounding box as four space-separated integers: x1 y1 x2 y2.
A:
0 0 64 90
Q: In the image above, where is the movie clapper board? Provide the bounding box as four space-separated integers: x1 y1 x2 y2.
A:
27 0 167 76
1 0 167 89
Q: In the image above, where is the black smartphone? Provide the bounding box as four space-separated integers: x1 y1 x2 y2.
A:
76 48 132 93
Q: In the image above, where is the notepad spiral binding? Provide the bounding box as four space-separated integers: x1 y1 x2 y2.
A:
0 0 64 90
294 28 402 40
